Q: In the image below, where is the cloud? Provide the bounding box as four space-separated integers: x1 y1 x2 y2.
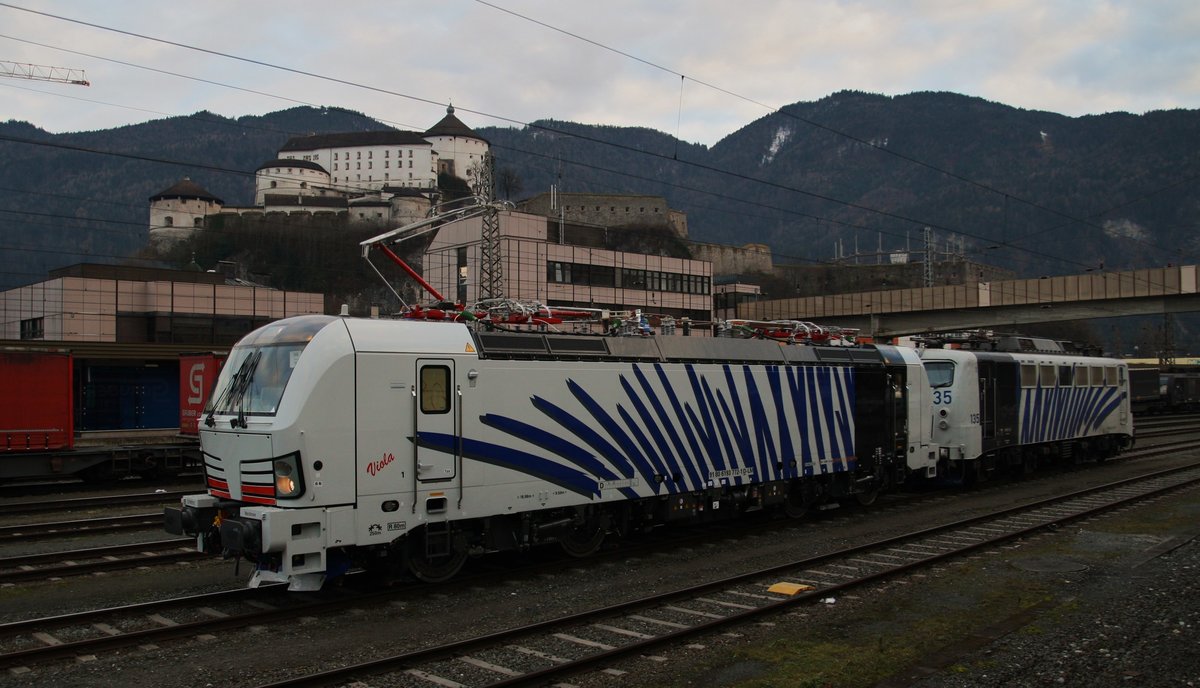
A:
2 0 1198 144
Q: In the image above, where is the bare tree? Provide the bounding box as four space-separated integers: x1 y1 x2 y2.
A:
497 167 524 200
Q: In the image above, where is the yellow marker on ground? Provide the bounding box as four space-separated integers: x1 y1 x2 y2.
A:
768 582 815 596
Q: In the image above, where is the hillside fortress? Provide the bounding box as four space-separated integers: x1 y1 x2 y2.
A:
148 105 489 248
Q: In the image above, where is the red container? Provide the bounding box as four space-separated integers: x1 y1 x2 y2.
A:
179 353 224 435
0 351 73 451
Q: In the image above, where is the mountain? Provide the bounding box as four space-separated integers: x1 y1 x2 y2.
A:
479 91 1200 277
2 91 1199 294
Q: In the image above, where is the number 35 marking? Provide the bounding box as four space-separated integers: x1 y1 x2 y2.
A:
933 390 953 404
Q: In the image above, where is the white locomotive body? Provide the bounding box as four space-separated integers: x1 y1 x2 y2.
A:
167 315 937 590
920 343 1133 480
166 318 1132 590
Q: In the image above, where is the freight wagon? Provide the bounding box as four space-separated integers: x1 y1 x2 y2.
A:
0 348 223 482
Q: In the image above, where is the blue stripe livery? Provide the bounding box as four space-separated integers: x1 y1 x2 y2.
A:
1019 383 1121 445
417 363 858 499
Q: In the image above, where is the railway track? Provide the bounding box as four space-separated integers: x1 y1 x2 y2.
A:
0 434 1193 584
0 513 165 544
248 461 1200 688
1 460 1195 683
0 538 203 584
0 490 190 517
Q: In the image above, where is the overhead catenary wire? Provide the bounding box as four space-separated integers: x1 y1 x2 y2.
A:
0 124 1190 318
0 2 1193 311
3 0 1183 271
470 0 1195 261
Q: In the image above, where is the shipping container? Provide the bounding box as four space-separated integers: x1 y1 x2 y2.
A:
77 362 180 431
179 353 224 435
0 351 73 451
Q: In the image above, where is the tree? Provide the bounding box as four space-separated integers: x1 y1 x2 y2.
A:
497 167 524 200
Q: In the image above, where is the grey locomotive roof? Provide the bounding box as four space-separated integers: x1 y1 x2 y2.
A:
149 177 224 204
470 331 884 365
424 105 489 143
256 158 328 173
278 130 431 152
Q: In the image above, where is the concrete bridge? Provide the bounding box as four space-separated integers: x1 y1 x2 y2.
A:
736 265 1200 338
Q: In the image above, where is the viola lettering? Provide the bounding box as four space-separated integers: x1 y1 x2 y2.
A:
367 452 395 476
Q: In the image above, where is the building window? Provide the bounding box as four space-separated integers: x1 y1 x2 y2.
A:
385 161 389 168
368 151 372 159
620 269 646 290
548 261 571 284
408 160 412 168
385 150 389 158
409 149 413 157
193 217 203 227
385 173 389 181
164 216 174 227
334 153 339 160
368 162 372 169
590 265 615 287
357 151 361 159
20 317 43 340
270 181 278 188
334 163 338 171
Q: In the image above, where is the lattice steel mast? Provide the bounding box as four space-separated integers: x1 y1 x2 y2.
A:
476 151 505 300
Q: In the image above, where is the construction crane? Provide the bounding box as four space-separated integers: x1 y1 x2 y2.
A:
0 61 89 86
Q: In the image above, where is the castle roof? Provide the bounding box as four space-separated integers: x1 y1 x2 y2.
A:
149 177 224 204
256 158 328 174
278 130 430 152
424 104 488 143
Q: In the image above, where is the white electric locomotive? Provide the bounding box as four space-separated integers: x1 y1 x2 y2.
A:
166 314 942 590
920 335 1134 480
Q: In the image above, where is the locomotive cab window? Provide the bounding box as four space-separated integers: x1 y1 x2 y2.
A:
205 314 336 419
1058 366 1073 387
1090 366 1104 386
923 361 955 388
420 365 452 414
1074 365 1089 386
1021 364 1038 388
1040 364 1056 387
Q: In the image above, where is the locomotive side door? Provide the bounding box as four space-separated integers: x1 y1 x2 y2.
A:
414 359 458 483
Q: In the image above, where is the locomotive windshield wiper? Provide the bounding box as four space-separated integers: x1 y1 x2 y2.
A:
232 350 262 429
204 350 260 428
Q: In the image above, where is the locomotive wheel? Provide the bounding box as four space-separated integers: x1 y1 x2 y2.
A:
559 521 606 558
782 487 809 519
405 528 468 583
855 488 880 507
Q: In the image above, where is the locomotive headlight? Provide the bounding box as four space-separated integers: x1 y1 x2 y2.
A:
273 452 305 499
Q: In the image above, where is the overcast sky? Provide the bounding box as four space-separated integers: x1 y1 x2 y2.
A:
2 1 1198 146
